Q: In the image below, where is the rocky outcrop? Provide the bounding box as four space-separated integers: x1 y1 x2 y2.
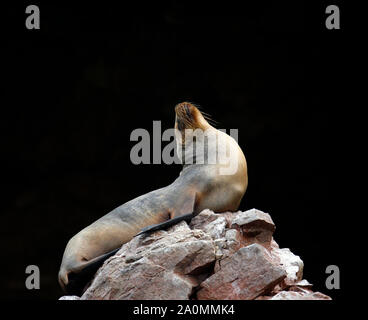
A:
59 208 331 300
196 244 286 300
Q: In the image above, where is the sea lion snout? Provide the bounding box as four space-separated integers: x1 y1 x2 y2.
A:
175 102 195 115
175 102 195 125
58 268 69 292
175 102 195 132
175 102 210 131
58 268 86 295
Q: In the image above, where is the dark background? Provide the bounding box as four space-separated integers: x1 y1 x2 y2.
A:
2 1 346 300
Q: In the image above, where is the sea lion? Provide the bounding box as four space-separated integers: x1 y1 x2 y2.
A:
58 102 248 295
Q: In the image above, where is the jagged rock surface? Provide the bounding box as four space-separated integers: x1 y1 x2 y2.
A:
59 208 331 300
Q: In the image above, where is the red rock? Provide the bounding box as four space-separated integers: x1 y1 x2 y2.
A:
81 222 216 300
231 209 276 248
197 244 286 300
82 260 196 300
59 209 331 301
190 209 221 228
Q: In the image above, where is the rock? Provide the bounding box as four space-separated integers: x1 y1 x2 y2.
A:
270 287 332 300
231 209 275 229
190 210 232 239
61 208 332 301
224 229 243 253
197 244 286 300
81 221 216 300
256 283 330 300
190 209 221 229
270 247 304 289
59 295 80 300
294 279 313 288
231 209 275 248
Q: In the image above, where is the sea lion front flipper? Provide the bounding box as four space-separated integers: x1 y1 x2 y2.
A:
136 191 197 236
135 213 194 236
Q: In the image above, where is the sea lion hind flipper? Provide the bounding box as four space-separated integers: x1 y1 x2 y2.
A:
135 213 194 236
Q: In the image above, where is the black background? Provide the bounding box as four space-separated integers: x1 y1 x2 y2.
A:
2 1 347 301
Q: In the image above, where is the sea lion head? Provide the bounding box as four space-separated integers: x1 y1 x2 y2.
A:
174 102 211 132
174 102 217 165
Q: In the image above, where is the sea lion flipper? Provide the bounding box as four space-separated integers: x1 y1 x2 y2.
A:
136 191 197 236
135 213 194 236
